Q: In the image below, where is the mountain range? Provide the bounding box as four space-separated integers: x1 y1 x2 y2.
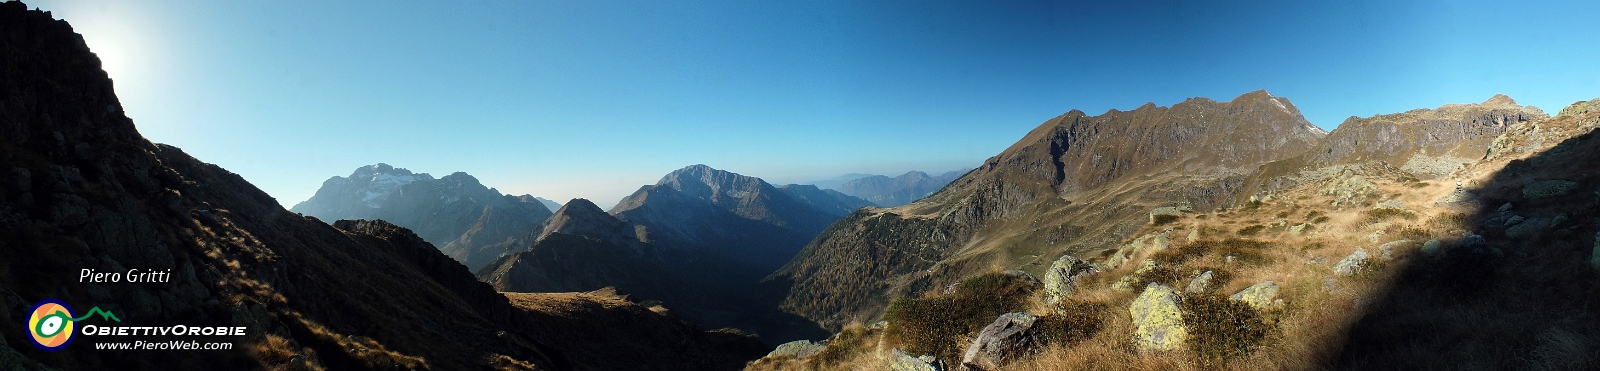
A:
289 164 555 271
0 4 763 370
834 170 968 207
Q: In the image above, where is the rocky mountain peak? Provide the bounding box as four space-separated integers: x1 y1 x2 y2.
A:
1483 93 1518 107
540 198 634 241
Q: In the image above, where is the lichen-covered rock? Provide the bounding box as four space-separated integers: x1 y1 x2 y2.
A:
1186 271 1214 293
1130 283 1187 352
1522 180 1578 199
1505 217 1550 239
1107 232 1170 268
1042 255 1096 302
1460 231 1487 246
1111 259 1159 291
1333 249 1370 276
767 340 826 358
1374 199 1405 209
1289 223 1311 236
889 348 941 371
1498 202 1515 213
1229 281 1281 310
961 313 1039 371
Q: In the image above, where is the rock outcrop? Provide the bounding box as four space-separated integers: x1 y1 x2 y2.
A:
1130 283 1188 352
1229 281 1281 310
960 312 1039 371
1333 249 1370 276
1186 271 1215 293
889 348 943 371
767 339 827 358
1042 255 1096 302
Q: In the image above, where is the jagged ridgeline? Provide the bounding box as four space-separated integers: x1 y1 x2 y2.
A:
0 3 762 370
472 165 872 340
290 164 555 272
771 90 1329 329
755 85 1600 369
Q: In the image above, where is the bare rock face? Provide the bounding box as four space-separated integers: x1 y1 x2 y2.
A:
961 312 1040 371
1308 94 1547 177
1130 283 1188 352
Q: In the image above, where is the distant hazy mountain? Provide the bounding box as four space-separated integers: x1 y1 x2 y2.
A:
803 173 878 190
533 196 562 212
775 184 877 217
834 169 968 207
289 164 553 270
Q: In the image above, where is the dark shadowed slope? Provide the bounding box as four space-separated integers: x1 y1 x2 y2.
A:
0 3 760 369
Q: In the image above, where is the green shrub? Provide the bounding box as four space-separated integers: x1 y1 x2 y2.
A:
1152 214 1181 226
883 272 1038 360
1182 294 1273 363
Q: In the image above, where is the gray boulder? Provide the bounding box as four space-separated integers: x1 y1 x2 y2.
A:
766 339 826 358
1185 271 1214 293
1229 281 1281 310
960 312 1039 371
1333 249 1370 276
1130 283 1187 351
1042 255 1097 302
889 348 941 371
1505 217 1550 239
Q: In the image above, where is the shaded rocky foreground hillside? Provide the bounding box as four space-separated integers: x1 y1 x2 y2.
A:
750 99 1600 370
0 3 761 370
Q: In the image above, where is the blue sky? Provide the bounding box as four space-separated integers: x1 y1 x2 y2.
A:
26 0 1600 208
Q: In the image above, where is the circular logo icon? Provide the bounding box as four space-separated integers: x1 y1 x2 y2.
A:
27 299 75 351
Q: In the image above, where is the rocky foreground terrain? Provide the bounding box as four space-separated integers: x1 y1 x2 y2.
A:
750 94 1600 369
